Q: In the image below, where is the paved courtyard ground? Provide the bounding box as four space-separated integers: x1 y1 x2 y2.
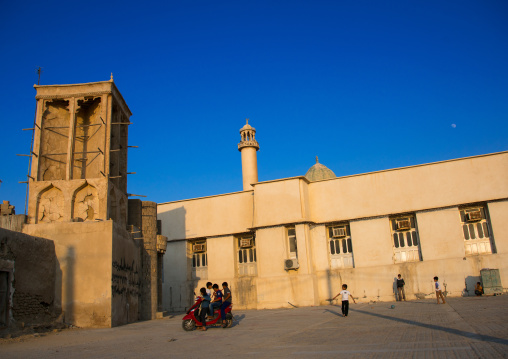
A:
1 295 507 358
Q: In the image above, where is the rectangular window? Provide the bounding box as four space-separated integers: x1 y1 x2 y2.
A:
327 224 354 269
190 239 208 279
287 227 298 259
460 206 493 255
390 215 421 263
237 234 257 276
191 241 207 268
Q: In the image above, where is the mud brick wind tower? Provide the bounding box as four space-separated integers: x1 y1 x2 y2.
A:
27 77 131 224
19 78 145 328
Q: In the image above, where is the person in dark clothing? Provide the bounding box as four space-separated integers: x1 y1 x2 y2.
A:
221 282 232 328
210 284 223 316
475 282 483 296
198 287 210 331
396 274 406 301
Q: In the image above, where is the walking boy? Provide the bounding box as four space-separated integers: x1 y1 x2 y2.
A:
434 276 446 304
332 284 356 317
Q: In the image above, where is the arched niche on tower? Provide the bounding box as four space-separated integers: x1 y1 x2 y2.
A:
72 97 104 179
39 99 70 181
72 182 99 222
37 185 65 223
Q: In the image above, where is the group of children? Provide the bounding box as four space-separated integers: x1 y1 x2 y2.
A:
197 282 232 331
194 276 453 326
332 276 449 317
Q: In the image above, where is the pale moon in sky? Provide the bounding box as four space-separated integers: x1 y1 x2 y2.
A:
451 124 457 128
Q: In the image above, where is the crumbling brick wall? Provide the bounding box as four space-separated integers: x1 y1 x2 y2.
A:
0 228 56 326
128 199 158 320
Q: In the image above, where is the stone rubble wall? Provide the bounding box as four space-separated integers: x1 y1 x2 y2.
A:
0 227 56 326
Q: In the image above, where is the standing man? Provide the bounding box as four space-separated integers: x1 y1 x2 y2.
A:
221 282 232 328
396 274 406 301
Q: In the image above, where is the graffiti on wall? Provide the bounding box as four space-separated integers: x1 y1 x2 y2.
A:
112 258 140 297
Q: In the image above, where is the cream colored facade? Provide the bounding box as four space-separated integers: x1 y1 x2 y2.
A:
158 123 508 311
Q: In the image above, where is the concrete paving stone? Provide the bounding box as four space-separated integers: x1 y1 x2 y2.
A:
0 296 507 358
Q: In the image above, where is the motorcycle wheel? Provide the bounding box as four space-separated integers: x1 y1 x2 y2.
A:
182 319 196 331
225 313 233 328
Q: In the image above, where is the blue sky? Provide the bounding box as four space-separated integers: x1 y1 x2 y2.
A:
1 1 507 212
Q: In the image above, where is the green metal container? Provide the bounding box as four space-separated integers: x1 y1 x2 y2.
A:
480 269 503 295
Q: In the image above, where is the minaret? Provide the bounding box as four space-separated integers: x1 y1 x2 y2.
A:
238 119 259 190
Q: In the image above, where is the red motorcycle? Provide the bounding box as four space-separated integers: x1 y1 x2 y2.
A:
182 297 233 331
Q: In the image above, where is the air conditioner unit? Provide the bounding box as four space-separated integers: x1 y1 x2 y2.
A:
240 237 253 248
465 210 482 222
396 219 411 231
332 226 347 238
193 243 206 253
284 258 299 270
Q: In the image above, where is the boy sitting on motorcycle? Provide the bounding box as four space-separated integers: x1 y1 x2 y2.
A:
208 284 223 318
197 287 211 331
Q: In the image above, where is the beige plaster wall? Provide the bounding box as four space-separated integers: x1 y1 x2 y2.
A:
249 226 318 308
295 224 312 274
256 227 287 278
350 218 393 267
314 252 508 304
23 221 114 328
253 178 308 227
309 152 508 222
162 241 192 312
207 235 236 280
158 191 253 241
416 208 466 261
488 200 508 254
309 224 330 272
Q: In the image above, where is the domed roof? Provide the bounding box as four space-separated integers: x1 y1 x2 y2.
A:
305 157 336 181
240 118 254 132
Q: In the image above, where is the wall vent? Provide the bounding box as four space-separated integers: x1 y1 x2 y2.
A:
465 210 482 222
332 226 347 237
193 244 206 253
396 218 411 231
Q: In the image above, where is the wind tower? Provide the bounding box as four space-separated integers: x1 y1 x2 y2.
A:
27 77 132 225
238 119 259 190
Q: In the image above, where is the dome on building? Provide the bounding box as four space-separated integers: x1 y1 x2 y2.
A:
240 119 254 132
305 156 336 181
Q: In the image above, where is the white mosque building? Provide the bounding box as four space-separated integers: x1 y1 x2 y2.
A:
158 121 507 311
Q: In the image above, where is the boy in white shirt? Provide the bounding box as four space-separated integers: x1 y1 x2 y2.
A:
434 276 446 304
332 284 356 317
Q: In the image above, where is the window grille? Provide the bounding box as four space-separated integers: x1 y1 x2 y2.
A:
238 234 257 276
190 240 208 279
327 224 354 269
460 206 493 255
390 215 421 263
